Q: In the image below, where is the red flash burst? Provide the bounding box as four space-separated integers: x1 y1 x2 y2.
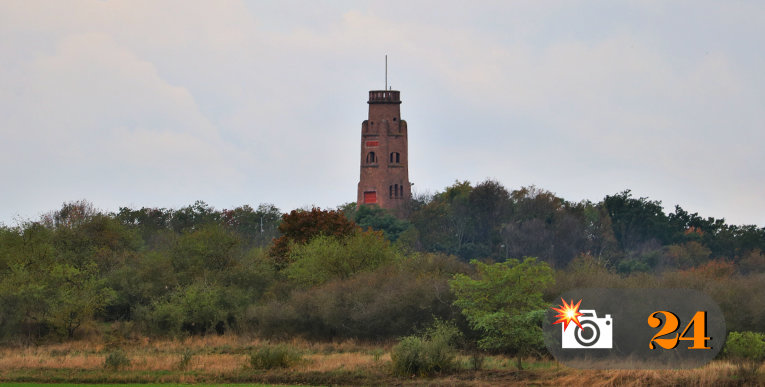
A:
551 298 583 331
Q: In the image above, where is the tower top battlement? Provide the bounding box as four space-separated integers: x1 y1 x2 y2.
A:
368 90 401 104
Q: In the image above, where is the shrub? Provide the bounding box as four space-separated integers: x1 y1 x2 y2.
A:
391 319 460 377
248 257 462 340
371 348 384 362
178 348 193 370
468 351 485 371
269 207 356 266
138 282 234 336
616 258 651 274
725 331 765 361
103 349 130 370
724 331 765 384
284 230 397 287
391 336 427 376
249 343 302 369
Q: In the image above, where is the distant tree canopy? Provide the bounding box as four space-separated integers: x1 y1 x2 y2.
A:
402 181 763 271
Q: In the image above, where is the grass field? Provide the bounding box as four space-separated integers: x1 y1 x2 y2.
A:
0 335 762 386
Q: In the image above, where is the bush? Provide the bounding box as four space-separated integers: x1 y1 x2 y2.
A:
138 282 235 336
616 258 651 274
178 348 194 370
284 230 398 287
249 343 302 369
725 331 765 361
248 261 459 339
103 349 130 370
391 336 428 376
724 331 765 384
391 320 459 377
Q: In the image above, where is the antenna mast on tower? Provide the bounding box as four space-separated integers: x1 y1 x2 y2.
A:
385 54 388 90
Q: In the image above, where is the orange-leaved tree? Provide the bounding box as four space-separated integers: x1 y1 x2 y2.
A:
269 207 356 268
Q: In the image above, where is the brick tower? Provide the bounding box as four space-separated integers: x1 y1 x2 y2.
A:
357 89 411 216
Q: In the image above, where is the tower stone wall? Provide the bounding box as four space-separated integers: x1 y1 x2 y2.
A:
357 90 411 217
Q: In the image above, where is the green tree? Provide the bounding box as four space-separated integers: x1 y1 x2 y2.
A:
140 282 232 336
439 181 474 257
171 223 241 284
502 187 596 268
284 229 397 287
336 201 358 221
105 250 178 320
410 196 453 253
603 190 671 250
409 181 474 258
353 205 410 241
41 199 98 229
170 200 220 232
3 204 122 339
449 257 553 369
220 203 281 248
117 206 172 243
468 180 512 255
0 223 57 339
47 262 115 338
725 331 765 361
269 207 356 268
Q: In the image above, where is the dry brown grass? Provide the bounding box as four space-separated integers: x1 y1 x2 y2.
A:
0 335 761 386
0 335 387 373
542 361 764 387
0 351 102 370
297 352 391 372
185 354 246 372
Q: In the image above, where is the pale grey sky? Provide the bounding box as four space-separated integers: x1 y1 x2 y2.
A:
1 1 763 226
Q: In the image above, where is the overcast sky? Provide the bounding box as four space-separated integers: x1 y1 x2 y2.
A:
1 1 763 226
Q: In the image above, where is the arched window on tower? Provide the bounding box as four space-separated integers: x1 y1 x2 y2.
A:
389 185 393 199
399 184 404 198
389 152 400 164
366 151 377 164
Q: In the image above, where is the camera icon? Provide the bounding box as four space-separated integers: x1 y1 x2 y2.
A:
561 309 613 349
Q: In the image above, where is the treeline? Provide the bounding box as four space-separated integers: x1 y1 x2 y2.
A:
351 181 764 272
0 181 763 345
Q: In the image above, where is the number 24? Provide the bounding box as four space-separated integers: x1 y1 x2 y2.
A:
647 311 711 350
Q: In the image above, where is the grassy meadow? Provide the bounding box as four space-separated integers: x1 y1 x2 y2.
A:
0 335 761 386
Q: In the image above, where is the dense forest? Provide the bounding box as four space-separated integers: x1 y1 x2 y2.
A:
1 180 763 350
